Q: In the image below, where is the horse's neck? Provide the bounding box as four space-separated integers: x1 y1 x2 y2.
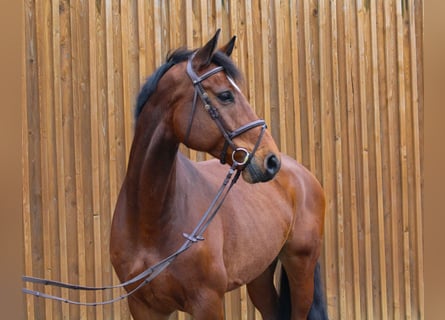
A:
124 118 181 230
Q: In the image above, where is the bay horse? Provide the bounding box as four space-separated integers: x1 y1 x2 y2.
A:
110 30 328 320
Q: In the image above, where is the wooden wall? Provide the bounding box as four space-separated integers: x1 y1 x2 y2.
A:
23 0 423 319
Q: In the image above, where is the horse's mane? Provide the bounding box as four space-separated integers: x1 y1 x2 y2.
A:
134 48 242 120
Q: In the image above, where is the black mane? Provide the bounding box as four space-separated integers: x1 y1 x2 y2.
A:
134 49 242 120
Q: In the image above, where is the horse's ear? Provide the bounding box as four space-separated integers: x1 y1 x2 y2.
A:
219 36 236 57
192 29 221 70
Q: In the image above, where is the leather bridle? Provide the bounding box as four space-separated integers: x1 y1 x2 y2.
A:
185 53 267 168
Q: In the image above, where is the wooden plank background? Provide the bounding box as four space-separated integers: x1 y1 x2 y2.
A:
23 0 424 319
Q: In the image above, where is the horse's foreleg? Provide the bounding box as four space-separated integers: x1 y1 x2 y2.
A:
246 260 280 320
188 288 225 320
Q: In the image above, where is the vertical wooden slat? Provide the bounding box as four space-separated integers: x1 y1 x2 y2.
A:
137 0 146 84
384 1 402 318
328 1 347 318
99 0 114 313
22 2 35 315
87 2 103 319
395 1 413 318
168 0 178 49
70 0 88 317
319 0 338 318
257 0 271 132
244 0 255 108
137 0 147 86
22 97 34 318
120 0 133 161
370 0 389 318
290 0 302 162
356 2 374 318
184 0 193 49
302 0 316 172
343 0 362 318
200 0 208 41
215 0 223 29
35 1 57 318
273 0 287 154
24 0 45 318
51 1 71 318
105 1 122 318
106 0 117 288
409 1 424 318
153 1 162 68
59 0 80 315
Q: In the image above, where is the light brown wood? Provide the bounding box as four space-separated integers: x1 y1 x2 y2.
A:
370 0 389 318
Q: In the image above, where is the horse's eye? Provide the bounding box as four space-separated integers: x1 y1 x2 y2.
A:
217 91 234 104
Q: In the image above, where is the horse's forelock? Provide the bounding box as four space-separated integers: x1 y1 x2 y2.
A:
211 51 241 82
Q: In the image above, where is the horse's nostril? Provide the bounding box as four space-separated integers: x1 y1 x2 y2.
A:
264 153 281 176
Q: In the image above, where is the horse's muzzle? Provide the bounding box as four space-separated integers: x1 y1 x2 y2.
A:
243 153 281 183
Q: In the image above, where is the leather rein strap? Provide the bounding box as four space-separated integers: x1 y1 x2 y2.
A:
22 55 268 306
23 163 242 306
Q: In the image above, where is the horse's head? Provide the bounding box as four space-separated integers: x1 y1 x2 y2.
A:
166 30 281 183
171 30 281 183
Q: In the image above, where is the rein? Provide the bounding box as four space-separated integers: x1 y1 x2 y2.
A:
22 163 242 306
22 55 267 306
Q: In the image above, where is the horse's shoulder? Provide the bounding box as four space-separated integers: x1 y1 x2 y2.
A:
279 154 316 182
277 154 324 203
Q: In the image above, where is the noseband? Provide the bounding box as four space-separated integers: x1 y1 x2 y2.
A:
185 54 266 168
